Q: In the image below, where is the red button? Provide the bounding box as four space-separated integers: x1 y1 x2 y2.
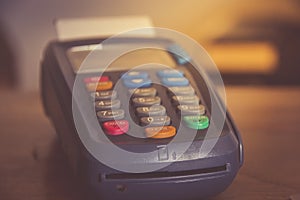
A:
84 76 109 83
103 120 129 135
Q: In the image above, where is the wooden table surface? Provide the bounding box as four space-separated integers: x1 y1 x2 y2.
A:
0 86 300 200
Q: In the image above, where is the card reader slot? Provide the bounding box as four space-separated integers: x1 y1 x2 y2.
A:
105 164 228 180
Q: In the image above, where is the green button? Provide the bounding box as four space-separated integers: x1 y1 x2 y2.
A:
183 115 209 130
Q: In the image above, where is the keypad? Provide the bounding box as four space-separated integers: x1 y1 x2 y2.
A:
83 68 210 139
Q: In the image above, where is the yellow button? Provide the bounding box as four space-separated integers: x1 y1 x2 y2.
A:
145 126 176 139
86 81 113 91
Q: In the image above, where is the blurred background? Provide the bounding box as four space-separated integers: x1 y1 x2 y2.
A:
1 1 300 200
0 0 300 90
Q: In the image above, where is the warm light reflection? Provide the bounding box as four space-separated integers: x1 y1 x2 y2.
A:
206 42 278 74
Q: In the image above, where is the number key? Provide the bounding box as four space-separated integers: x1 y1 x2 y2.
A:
95 99 121 110
140 116 171 126
97 109 125 121
136 105 166 116
132 96 161 107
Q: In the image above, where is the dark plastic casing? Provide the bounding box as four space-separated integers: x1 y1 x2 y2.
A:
41 37 243 200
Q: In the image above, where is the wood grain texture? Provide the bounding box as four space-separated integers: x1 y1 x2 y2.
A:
0 86 300 199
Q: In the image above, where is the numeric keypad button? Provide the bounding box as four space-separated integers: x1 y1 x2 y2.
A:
177 104 205 115
172 95 199 105
91 90 117 100
168 86 195 96
97 109 125 121
132 96 161 107
136 105 166 116
95 99 121 110
140 116 171 126
129 87 157 97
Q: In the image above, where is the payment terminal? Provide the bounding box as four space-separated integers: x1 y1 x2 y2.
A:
41 36 243 200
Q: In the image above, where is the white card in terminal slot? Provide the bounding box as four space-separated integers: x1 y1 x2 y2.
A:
54 16 155 41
